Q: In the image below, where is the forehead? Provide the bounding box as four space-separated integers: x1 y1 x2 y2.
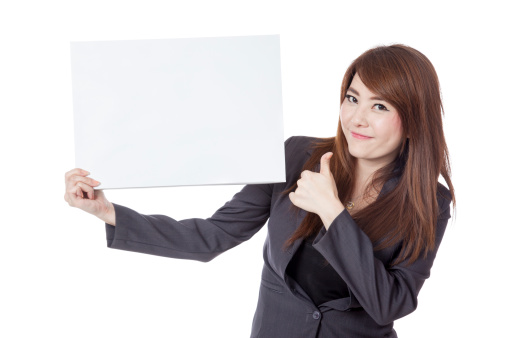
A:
348 74 378 97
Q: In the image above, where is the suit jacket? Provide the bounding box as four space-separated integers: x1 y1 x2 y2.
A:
105 135 452 337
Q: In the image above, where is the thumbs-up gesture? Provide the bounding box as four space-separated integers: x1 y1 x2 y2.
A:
289 152 345 229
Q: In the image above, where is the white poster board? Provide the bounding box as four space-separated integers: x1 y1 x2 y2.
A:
70 35 285 189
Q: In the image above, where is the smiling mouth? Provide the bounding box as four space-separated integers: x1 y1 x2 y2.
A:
350 131 373 140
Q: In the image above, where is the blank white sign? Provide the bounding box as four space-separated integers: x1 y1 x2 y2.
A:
70 35 285 189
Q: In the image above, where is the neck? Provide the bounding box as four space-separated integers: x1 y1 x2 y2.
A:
352 158 390 198
355 159 383 183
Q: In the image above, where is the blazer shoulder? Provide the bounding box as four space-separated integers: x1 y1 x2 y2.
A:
284 135 318 146
282 135 323 185
436 182 453 219
285 135 330 154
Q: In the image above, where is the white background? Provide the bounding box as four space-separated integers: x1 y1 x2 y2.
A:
1 1 505 337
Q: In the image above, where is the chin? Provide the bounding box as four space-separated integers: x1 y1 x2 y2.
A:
347 146 367 159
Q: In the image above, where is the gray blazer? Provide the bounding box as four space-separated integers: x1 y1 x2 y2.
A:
105 135 452 337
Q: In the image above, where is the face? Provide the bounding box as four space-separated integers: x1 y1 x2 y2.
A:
340 74 405 169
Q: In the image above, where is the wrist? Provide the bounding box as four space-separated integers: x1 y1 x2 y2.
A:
101 202 116 226
319 199 345 230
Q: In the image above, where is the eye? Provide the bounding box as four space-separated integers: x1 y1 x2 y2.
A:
345 94 357 104
373 103 389 111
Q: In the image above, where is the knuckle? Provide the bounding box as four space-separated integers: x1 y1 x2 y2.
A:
65 195 72 206
66 169 79 180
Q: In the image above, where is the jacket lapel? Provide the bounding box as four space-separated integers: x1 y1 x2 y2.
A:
279 145 402 301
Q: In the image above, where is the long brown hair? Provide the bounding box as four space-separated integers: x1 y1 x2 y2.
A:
282 44 455 266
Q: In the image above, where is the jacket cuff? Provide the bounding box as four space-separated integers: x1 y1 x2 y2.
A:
313 208 372 254
104 202 126 247
313 208 349 243
105 223 115 246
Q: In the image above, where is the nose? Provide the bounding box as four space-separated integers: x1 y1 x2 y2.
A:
351 105 368 127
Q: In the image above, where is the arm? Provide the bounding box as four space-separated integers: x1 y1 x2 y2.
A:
104 137 295 262
105 183 272 262
312 194 452 325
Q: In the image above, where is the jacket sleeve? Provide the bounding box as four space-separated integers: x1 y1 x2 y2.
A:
312 188 452 325
104 137 294 262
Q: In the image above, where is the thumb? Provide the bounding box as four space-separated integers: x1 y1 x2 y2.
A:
320 152 333 176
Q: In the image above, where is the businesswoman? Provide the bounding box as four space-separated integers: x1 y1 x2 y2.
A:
64 44 455 337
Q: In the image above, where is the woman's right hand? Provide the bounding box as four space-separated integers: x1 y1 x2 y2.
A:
64 168 116 225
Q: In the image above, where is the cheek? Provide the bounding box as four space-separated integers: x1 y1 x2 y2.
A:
339 105 351 125
391 115 404 139
374 114 403 140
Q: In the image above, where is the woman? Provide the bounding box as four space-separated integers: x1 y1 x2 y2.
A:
64 44 455 337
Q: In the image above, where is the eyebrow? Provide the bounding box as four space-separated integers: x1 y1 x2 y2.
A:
347 87 385 101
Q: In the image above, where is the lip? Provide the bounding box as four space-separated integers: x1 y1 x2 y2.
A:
350 131 373 140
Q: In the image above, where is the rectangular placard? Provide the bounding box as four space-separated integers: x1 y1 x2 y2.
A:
70 35 285 189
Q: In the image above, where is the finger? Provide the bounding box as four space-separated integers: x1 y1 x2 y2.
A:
76 186 83 199
70 183 91 196
75 182 94 200
67 188 82 206
69 173 97 185
67 189 85 208
66 191 76 206
68 184 91 205
320 152 333 176
289 191 301 208
67 175 101 192
75 175 100 186
65 168 90 182
65 169 92 190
